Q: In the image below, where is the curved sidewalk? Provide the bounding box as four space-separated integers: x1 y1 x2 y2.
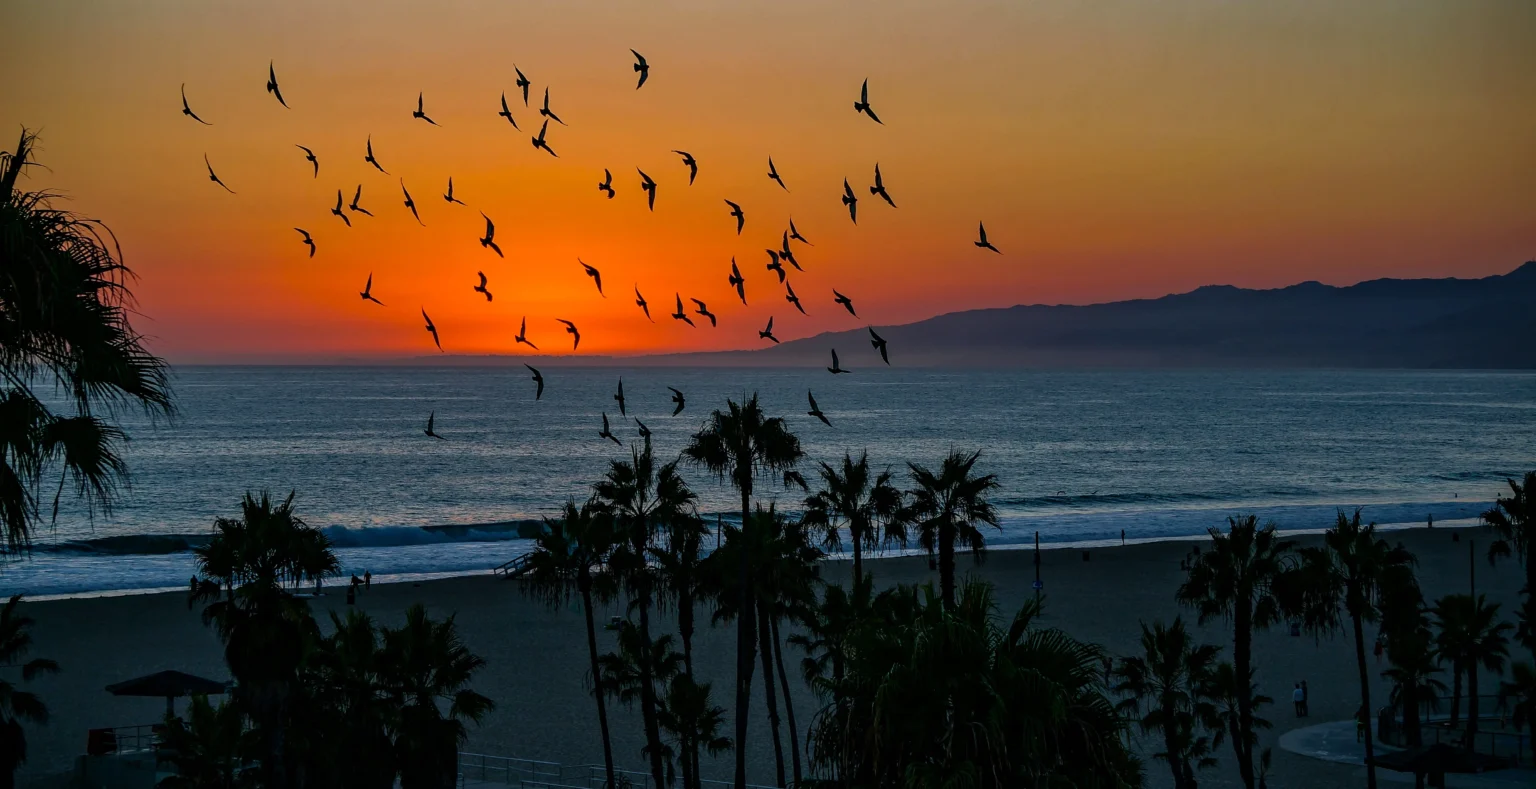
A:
1278 720 1535 787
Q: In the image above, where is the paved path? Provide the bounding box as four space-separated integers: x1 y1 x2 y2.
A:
1278 720 1536 787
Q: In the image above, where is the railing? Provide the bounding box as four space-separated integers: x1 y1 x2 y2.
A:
493 553 535 579
459 752 562 784
85 723 163 756
1381 696 1532 768
582 765 653 788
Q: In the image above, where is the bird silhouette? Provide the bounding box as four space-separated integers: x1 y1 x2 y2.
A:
515 317 538 350
691 298 717 327
759 316 779 344
598 413 621 445
181 84 211 124
540 87 565 125
833 290 857 317
598 169 615 199
634 286 653 321
673 151 697 185
531 120 558 157
668 387 685 416
765 250 786 283
724 200 744 234
365 136 388 174
827 349 849 374
631 50 650 89
767 157 788 191
785 281 806 314
400 180 424 225
870 163 896 207
360 272 384 305
293 145 318 177
841 179 858 224
444 177 465 205
424 411 446 440
413 92 438 125
497 92 521 130
789 218 812 246
515 67 531 105
204 155 235 193
479 213 502 257
348 185 373 216
331 191 352 227
422 309 442 351
638 169 657 211
779 232 801 271
556 319 580 350
579 259 604 296
853 78 881 124
869 327 889 364
728 259 746 304
614 379 626 416
295 228 316 257
975 221 1000 253
473 272 493 302
807 391 832 427
525 364 544 400
671 294 695 327
635 418 651 440
266 61 288 109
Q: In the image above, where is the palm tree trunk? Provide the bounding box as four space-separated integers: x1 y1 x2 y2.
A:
734 490 754 789
757 603 787 788
636 589 667 789
851 525 863 585
1161 711 1185 789
581 579 618 789
1467 661 1480 750
1353 614 1378 789
770 615 803 785
1234 599 1255 789
939 519 956 609
1404 678 1421 747
1449 666 1462 727
680 583 695 679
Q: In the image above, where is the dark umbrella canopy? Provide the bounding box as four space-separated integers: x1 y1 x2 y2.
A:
1369 743 1510 774
106 670 230 717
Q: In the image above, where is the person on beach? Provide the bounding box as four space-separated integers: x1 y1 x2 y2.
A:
364 570 371 589
1293 683 1304 716
189 575 197 594
1300 680 1309 716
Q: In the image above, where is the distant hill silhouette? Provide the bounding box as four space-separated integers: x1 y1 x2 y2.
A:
638 262 1536 368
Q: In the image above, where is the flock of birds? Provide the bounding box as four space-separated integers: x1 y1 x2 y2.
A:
182 54 1002 442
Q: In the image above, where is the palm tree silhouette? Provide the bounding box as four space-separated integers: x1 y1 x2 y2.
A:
657 675 732 789
1484 471 1534 656
790 575 876 700
383 604 494 789
1202 661 1273 773
155 695 253 788
598 623 685 783
653 511 710 677
802 451 904 585
1431 593 1512 748
1383 622 1445 749
754 508 821 785
1112 617 1220 789
306 610 399 788
0 595 59 788
903 449 999 610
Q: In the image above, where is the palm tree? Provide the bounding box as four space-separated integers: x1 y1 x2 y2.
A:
1112 618 1220 789
1202 661 1272 779
801 451 904 585
0 129 173 556
0 595 58 789
657 675 732 789
654 511 709 677
382 604 494 789
1499 660 1536 734
1431 594 1511 748
756 511 822 786
904 449 1000 610
1177 514 1293 789
790 575 876 699
156 695 256 789
1383 623 1445 750
683 394 803 789
1485 471 1534 656
192 491 338 789
302 610 398 789
521 498 620 789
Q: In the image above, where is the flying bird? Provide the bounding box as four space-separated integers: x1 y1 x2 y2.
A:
631 50 650 89
401 180 424 225
412 92 438 125
728 259 746 304
579 259 604 296
266 61 288 108
785 281 806 315
807 391 832 427
614 379 626 416
635 418 651 440
598 169 615 199
294 228 315 257
668 387 685 416
827 349 850 374
203 155 235 193
424 412 446 440
833 290 857 317
331 191 352 227
598 413 621 445
759 317 779 344
294 145 318 177
540 87 565 125
556 318 580 350
767 157 787 191
672 151 697 185
497 92 521 130
841 179 858 224
724 200 744 234
765 250 786 283
869 327 889 364
691 298 717 327
479 213 502 257
444 177 465 205
473 271 492 302
975 221 1000 253
870 163 896 207
515 317 538 350
671 294 695 327
422 309 442 351
514 67 531 105
365 136 388 174
638 169 656 211
789 217 812 246
360 272 384 305
525 364 544 400
853 78 881 124
348 185 372 216
634 287 653 321
181 84 210 124
779 232 801 271
531 120 558 157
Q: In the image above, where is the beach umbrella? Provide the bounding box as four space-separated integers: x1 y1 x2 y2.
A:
105 669 230 717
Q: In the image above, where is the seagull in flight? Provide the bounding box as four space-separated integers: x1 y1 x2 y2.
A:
556 319 580 350
672 151 697 185
827 349 850 374
724 200 744 234
638 169 657 211
614 379 626 416
779 232 801 271
348 185 372 216
765 249 786 283
181 84 211 124
807 391 832 427
841 179 858 224
789 218 812 246
634 286 653 321
413 92 438 125
444 177 465 205
671 294 695 327
497 92 521 130
631 50 650 89
598 413 621 445
365 136 388 174
515 317 538 350
331 190 352 227
204 155 235 193
525 364 544 400
870 163 896 207
422 309 442 351
532 120 558 157
295 228 315 257
540 87 565 126
401 180 424 225
515 67 531 105
668 387 685 416
759 317 779 344
767 157 787 191
480 213 502 257
473 272 493 302
424 412 446 440
869 327 889 364
295 145 318 177
728 259 746 304
975 221 1000 253
580 259 604 296
853 78 881 124
691 298 717 328
635 418 651 440
785 281 806 315
598 169 615 199
360 272 384 305
266 61 288 108
833 290 857 317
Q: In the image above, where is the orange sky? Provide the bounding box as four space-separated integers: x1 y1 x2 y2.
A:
3 1 1533 361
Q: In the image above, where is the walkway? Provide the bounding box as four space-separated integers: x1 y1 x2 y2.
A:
1278 720 1536 787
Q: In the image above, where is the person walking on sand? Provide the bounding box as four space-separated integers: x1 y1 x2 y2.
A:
1300 680 1309 716
1293 683 1304 716
364 570 371 589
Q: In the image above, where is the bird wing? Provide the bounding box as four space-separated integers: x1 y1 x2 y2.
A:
860 79 868 103
832 349 840 367
765 317 774 332
808 391 818 410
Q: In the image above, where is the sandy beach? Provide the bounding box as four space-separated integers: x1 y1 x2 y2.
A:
12 523 1528 788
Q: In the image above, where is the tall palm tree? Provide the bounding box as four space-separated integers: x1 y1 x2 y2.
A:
904 449 1000 610
1430 594 1511 748
599 623 686 785
521 498 619 789
156 695 256 789
1202 661 1272 780
1484 471 1534 656
302 610 398 789
801 451 904 585
657 675 732 789
756 512 822 786
382 604 494 789
0 129 173 555
1177 514 1293 789
0 595 57 789
790 575 876 699
654 511 709 678
1112 618 1220 789
683 394 803 789
1383 623 1445 751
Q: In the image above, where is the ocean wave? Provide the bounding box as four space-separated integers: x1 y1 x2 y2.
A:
37 520 549 557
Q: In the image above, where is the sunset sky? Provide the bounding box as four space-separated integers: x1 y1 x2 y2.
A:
3 0 1533 361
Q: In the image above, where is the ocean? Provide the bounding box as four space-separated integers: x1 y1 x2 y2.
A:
2 366 1532 598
